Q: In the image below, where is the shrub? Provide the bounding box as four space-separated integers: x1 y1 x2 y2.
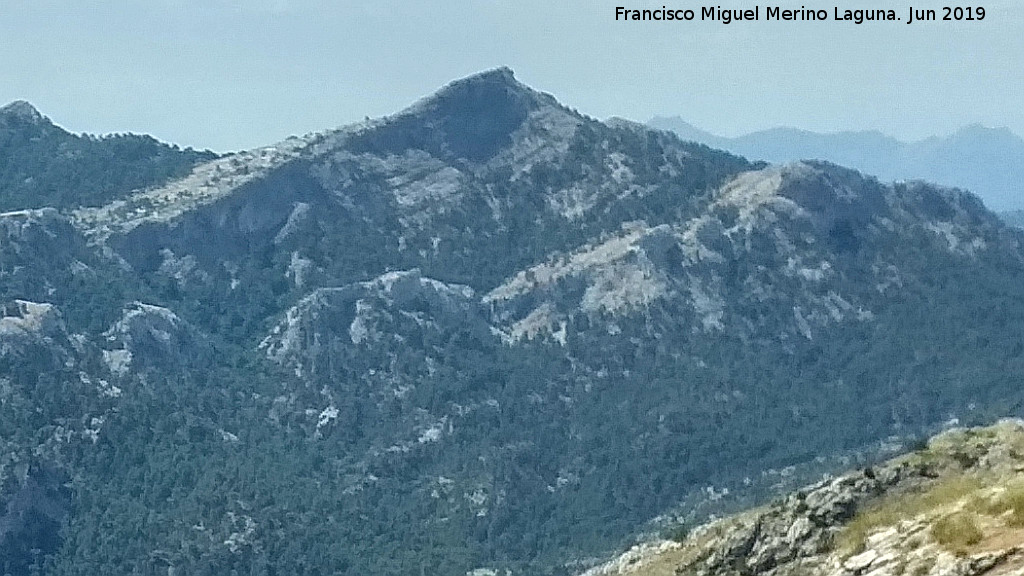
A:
978 480 1024 526
931 512 982 554
1005 488 1024 526
664 524 690 543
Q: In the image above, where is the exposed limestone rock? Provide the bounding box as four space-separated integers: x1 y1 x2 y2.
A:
580 540 685 576
260 269 484 378
0 300 73 368
486 223 654 303
924 221 988 257
713 167 796 234
0 300 61 338
100 348 132 377
103 302 210 372
71 136 312 242
506 302 566 344
486 162 895 345
272 201 312 245
286 251 315 289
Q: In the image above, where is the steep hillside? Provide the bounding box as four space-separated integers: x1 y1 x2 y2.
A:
0 101 216 211
2 69 1024 576
583 421 1024 576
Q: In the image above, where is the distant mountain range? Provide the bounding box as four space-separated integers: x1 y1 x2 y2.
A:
648 116 1024 213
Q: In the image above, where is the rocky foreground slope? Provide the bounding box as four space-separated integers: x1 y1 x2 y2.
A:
584 421 1024 576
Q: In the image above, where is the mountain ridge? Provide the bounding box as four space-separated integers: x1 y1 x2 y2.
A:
1 70 1024 575
0 100 218 212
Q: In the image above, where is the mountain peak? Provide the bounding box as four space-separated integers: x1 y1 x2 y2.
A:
424 66 529 101
344 67 562 163
455 65 517 85
410 66 549 115
0 100 47 125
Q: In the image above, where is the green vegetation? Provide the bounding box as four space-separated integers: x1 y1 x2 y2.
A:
665 525 691 543
0 105 216 211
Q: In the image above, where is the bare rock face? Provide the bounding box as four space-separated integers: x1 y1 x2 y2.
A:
260 269 487 379
0 300 63 341
687 463 925 576
0 300 75 375
102 302 211 374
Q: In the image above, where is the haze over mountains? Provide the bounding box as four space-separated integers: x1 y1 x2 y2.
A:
648 116 1024 213
2 69 1024 576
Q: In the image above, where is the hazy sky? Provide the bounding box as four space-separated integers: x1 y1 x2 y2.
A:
1 1 1020 151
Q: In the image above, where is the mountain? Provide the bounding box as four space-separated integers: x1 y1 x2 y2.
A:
0 100 217 212
584 420 1024 576
3 69 1024 575
648 116 1024 212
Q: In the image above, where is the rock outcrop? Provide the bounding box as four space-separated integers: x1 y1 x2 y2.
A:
584 421 1024 576
102 302 212 374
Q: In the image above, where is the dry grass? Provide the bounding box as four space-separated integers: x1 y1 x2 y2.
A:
624 546 695 576
836 469 1024 561
977 479 1024 526
931 511 983 555
836 475 982 555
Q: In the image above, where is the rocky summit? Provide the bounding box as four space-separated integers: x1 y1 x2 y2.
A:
1 69 1024 575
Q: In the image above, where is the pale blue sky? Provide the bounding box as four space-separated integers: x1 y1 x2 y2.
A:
1 0 1020 151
